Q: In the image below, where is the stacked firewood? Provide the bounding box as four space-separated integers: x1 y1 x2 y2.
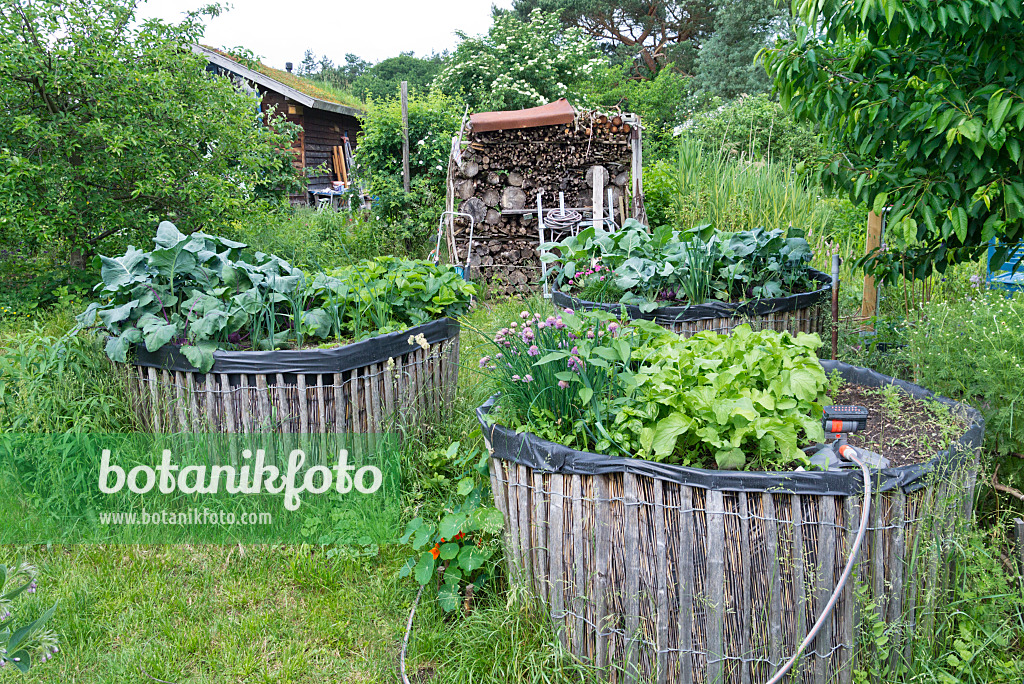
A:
449 110 634 297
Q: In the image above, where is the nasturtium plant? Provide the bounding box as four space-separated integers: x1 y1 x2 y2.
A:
762 0 1024 281
77 222 476 372
541 219 818 311
399 442 503 612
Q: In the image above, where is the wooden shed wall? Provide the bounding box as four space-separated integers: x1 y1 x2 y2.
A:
259 89 361 204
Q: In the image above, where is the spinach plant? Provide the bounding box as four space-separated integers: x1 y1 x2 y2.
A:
77 222 476 372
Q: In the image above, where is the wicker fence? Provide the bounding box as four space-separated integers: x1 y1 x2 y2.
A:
125 320 461 434
482 363 983 683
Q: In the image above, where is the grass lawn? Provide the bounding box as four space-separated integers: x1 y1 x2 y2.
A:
2 294 595 684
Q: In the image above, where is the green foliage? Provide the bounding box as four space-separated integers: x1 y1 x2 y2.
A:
399 443 502 613
762 0 1024 282
227 207 398 272
0 330 137 434
691 0 788 99
627 326 826 468
904 293 1024 458
433 9 604 112
644 138 835 238
0 0 303 258
480 308 827 469
77 222 476 372
853 527 1024 682
509 0 715 75
355 92 461 248
579 63 690 155
679 94 824 163
542 219 818 310
0 560 58 673
353 54 445 102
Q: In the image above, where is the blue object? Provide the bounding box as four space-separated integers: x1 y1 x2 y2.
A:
987 239 1024 293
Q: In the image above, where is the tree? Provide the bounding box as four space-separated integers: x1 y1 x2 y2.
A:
691 0 789 99
352 53 445 102
0 0 302 265
510 0 714 74
762 0 1024 281
433 9 604 112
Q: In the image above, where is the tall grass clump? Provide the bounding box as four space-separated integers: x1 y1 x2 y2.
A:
645 138 836 238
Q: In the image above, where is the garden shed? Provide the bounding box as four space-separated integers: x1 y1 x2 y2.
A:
193 45 363 205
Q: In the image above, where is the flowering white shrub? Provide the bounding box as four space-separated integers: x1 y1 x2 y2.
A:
433 9 603 111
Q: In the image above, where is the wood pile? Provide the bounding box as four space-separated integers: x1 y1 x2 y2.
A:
447 110 636 296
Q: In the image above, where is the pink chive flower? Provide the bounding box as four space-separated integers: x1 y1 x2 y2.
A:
520 311 530 320
608 322 619 333
479 356 491 368
523 374 533 383
586 330 595 339
528 345 540 356
558 380 569 389
512 374 520 382
564 308 574 314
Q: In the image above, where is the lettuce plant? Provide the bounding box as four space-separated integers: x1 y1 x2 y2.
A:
541 219 818 311
77 222 475 372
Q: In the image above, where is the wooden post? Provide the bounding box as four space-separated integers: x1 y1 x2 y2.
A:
401 80 410 193
860 211 883 327
591 166 605 229
1014 518 1024 575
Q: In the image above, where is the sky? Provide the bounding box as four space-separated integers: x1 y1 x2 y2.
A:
138 0 514 69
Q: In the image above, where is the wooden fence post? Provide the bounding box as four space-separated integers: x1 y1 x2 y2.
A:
860 211 883 328
401 80 410 193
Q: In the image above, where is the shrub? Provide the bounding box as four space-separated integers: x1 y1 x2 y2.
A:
678 93 824 164
0 1 302 264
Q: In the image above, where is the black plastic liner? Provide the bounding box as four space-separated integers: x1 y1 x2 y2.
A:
478 360 983 496
552 268 831 323
132 318 460 375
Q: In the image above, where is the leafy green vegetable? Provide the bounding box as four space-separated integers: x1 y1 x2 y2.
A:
78 222 476 372
482 307 828 471
541 219 819 312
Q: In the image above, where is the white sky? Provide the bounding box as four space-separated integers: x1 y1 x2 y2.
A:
139 0 513 68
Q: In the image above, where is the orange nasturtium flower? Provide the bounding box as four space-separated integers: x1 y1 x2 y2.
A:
453 532 465 541
430 544 440 560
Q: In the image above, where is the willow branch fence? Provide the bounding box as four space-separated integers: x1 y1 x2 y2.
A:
481 362 983 684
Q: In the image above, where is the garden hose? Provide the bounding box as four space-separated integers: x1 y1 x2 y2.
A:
766 443 873 684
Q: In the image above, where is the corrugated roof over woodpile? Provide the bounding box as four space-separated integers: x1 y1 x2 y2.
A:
469 99 576 133
194 45 364 117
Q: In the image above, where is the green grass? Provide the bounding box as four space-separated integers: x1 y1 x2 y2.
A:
0 297 596 683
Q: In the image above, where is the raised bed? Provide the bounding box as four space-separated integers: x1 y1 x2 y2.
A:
478 361 982 684
552 268 831 338
126 318 461 434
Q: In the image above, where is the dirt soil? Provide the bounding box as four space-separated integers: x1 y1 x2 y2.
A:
831 383 970 467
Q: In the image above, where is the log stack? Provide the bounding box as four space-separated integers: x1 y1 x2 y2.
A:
448 110 636 297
